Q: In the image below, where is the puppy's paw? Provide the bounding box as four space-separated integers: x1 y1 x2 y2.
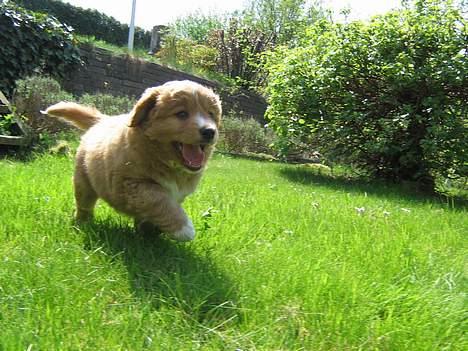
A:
168 219 195 242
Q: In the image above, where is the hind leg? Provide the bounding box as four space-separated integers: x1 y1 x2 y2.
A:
73 165 97 222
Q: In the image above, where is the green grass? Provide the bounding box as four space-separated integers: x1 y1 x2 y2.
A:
0 152 466 350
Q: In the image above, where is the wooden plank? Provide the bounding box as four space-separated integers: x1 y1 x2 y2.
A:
0 91 9 106
0 135 27 146
13 118 30 137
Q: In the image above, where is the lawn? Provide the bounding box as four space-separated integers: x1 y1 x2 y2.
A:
0 152 466 350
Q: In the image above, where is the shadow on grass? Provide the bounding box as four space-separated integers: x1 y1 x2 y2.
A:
81 220 240 326
0 144 32 161
279 166 467 209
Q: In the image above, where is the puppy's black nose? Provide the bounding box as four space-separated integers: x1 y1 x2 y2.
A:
200 127 216 142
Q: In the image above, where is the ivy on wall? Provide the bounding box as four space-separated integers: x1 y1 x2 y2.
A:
0 3 82 97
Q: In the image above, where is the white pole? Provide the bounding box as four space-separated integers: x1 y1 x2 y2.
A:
128 0 137 52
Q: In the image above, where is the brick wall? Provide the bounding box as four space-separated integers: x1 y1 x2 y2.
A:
62 45 267 122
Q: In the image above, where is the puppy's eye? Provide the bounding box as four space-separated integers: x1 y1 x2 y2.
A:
176 111 189 119
208 112 215 119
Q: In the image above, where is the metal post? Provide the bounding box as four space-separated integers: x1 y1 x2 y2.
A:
128 0 136 52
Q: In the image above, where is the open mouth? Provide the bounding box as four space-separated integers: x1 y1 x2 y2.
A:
173 142 207 171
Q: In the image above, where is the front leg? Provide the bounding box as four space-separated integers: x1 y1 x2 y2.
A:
123 181 195 242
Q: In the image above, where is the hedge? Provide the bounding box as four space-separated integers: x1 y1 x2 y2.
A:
0 3 81 97
12 0 151 49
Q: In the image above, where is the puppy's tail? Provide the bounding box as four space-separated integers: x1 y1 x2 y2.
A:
42 102 105 130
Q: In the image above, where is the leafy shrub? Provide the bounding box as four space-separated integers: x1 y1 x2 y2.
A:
243 0 328 47
207 0 327 89
0 3 81 97
0 113 16 136
165 10 266 88
171 11 225 44
12 0 150 49
156 1 327 90
13 76 135 134
14 76 74 134
78 93 135 116
14 76 74 112
217 116 277 155
265 0 467 191
156 35 218 74
208 17 275 89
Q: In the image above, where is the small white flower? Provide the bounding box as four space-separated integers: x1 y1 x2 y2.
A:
144 336 153 347
401 208 411 213
355 207 366 215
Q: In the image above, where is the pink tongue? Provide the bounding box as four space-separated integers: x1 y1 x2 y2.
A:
181 144 204 168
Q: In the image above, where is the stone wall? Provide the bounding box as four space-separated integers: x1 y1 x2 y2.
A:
62 45 267 122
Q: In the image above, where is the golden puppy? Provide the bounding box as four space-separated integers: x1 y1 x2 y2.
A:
44 80 222 241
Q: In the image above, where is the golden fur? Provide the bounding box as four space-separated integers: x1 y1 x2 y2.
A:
45 80 222 241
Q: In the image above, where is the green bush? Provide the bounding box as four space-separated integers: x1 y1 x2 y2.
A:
217 116 277 155
13 76 135 134
170 11 225 44
14 76 74 112
0 3 81 97
12 0 151 49
14 76 74 134
156 35 218 74
265 0 467 191
78 93 135 116
0 113 16 136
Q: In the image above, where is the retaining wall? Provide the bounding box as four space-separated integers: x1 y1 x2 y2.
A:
62 45 267 122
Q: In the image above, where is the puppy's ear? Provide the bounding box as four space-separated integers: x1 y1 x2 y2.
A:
128 88 159 127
